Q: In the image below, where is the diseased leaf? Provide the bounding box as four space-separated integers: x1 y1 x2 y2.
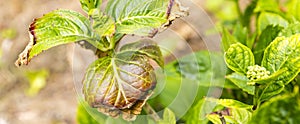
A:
105 0 188 37
80 0 102 14
205 98 253 124
226 73 255 95
15 10 103 66
253 25 283 64
119 39 164 67
250 87 300 123
262 34 300 85
257 12 288 34
83 39 163 121
225 43 255 74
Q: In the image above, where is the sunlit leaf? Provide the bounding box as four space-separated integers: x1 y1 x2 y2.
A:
225 43 255 74
15 10 104 66
254 0 280 13
262 34 300 85
105 0 188 37
158 108 176 124
204 98 253 124
80 0 102 14
285 0 300 21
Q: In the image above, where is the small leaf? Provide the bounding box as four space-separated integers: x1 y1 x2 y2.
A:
226 73 255 95
15 10 104 66
80 0 102 14
158 108 176 124
225 43 255 74
257 12 288 34
262 34 300 85
253 25 283 64
105 0 188 37
250 87 300 123
221 28 238 52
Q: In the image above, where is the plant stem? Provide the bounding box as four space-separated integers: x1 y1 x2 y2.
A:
143 103 161 122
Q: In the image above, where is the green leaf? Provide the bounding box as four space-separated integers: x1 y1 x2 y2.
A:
90 10 116 37
183 98 210 124
250 87 300 123
104 0 188 37
262 34 300 85
205 98 253 109
233 22 248 46
254 0 280 13
286 0 300 21
77 102 104 124
80 0 102 14
253 25 283 64
279 22 300 37
259 81 285 102
226 73 255 95
221 28 238 52
15 10 103 66
25 69 49 96
225 43 255 74
257 12 288 34
83 39 162 121
173 51 236 88
204 98 253 124
158 108 176 124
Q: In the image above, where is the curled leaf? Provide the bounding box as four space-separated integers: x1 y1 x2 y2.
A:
83 39 163 121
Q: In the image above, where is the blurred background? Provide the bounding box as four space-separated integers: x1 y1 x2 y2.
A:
0 0 244 123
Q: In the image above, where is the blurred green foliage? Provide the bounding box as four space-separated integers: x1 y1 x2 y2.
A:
24 69 49 96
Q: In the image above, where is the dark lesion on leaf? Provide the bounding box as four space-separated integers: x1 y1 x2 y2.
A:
15 19 38 67
209 108 231 124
